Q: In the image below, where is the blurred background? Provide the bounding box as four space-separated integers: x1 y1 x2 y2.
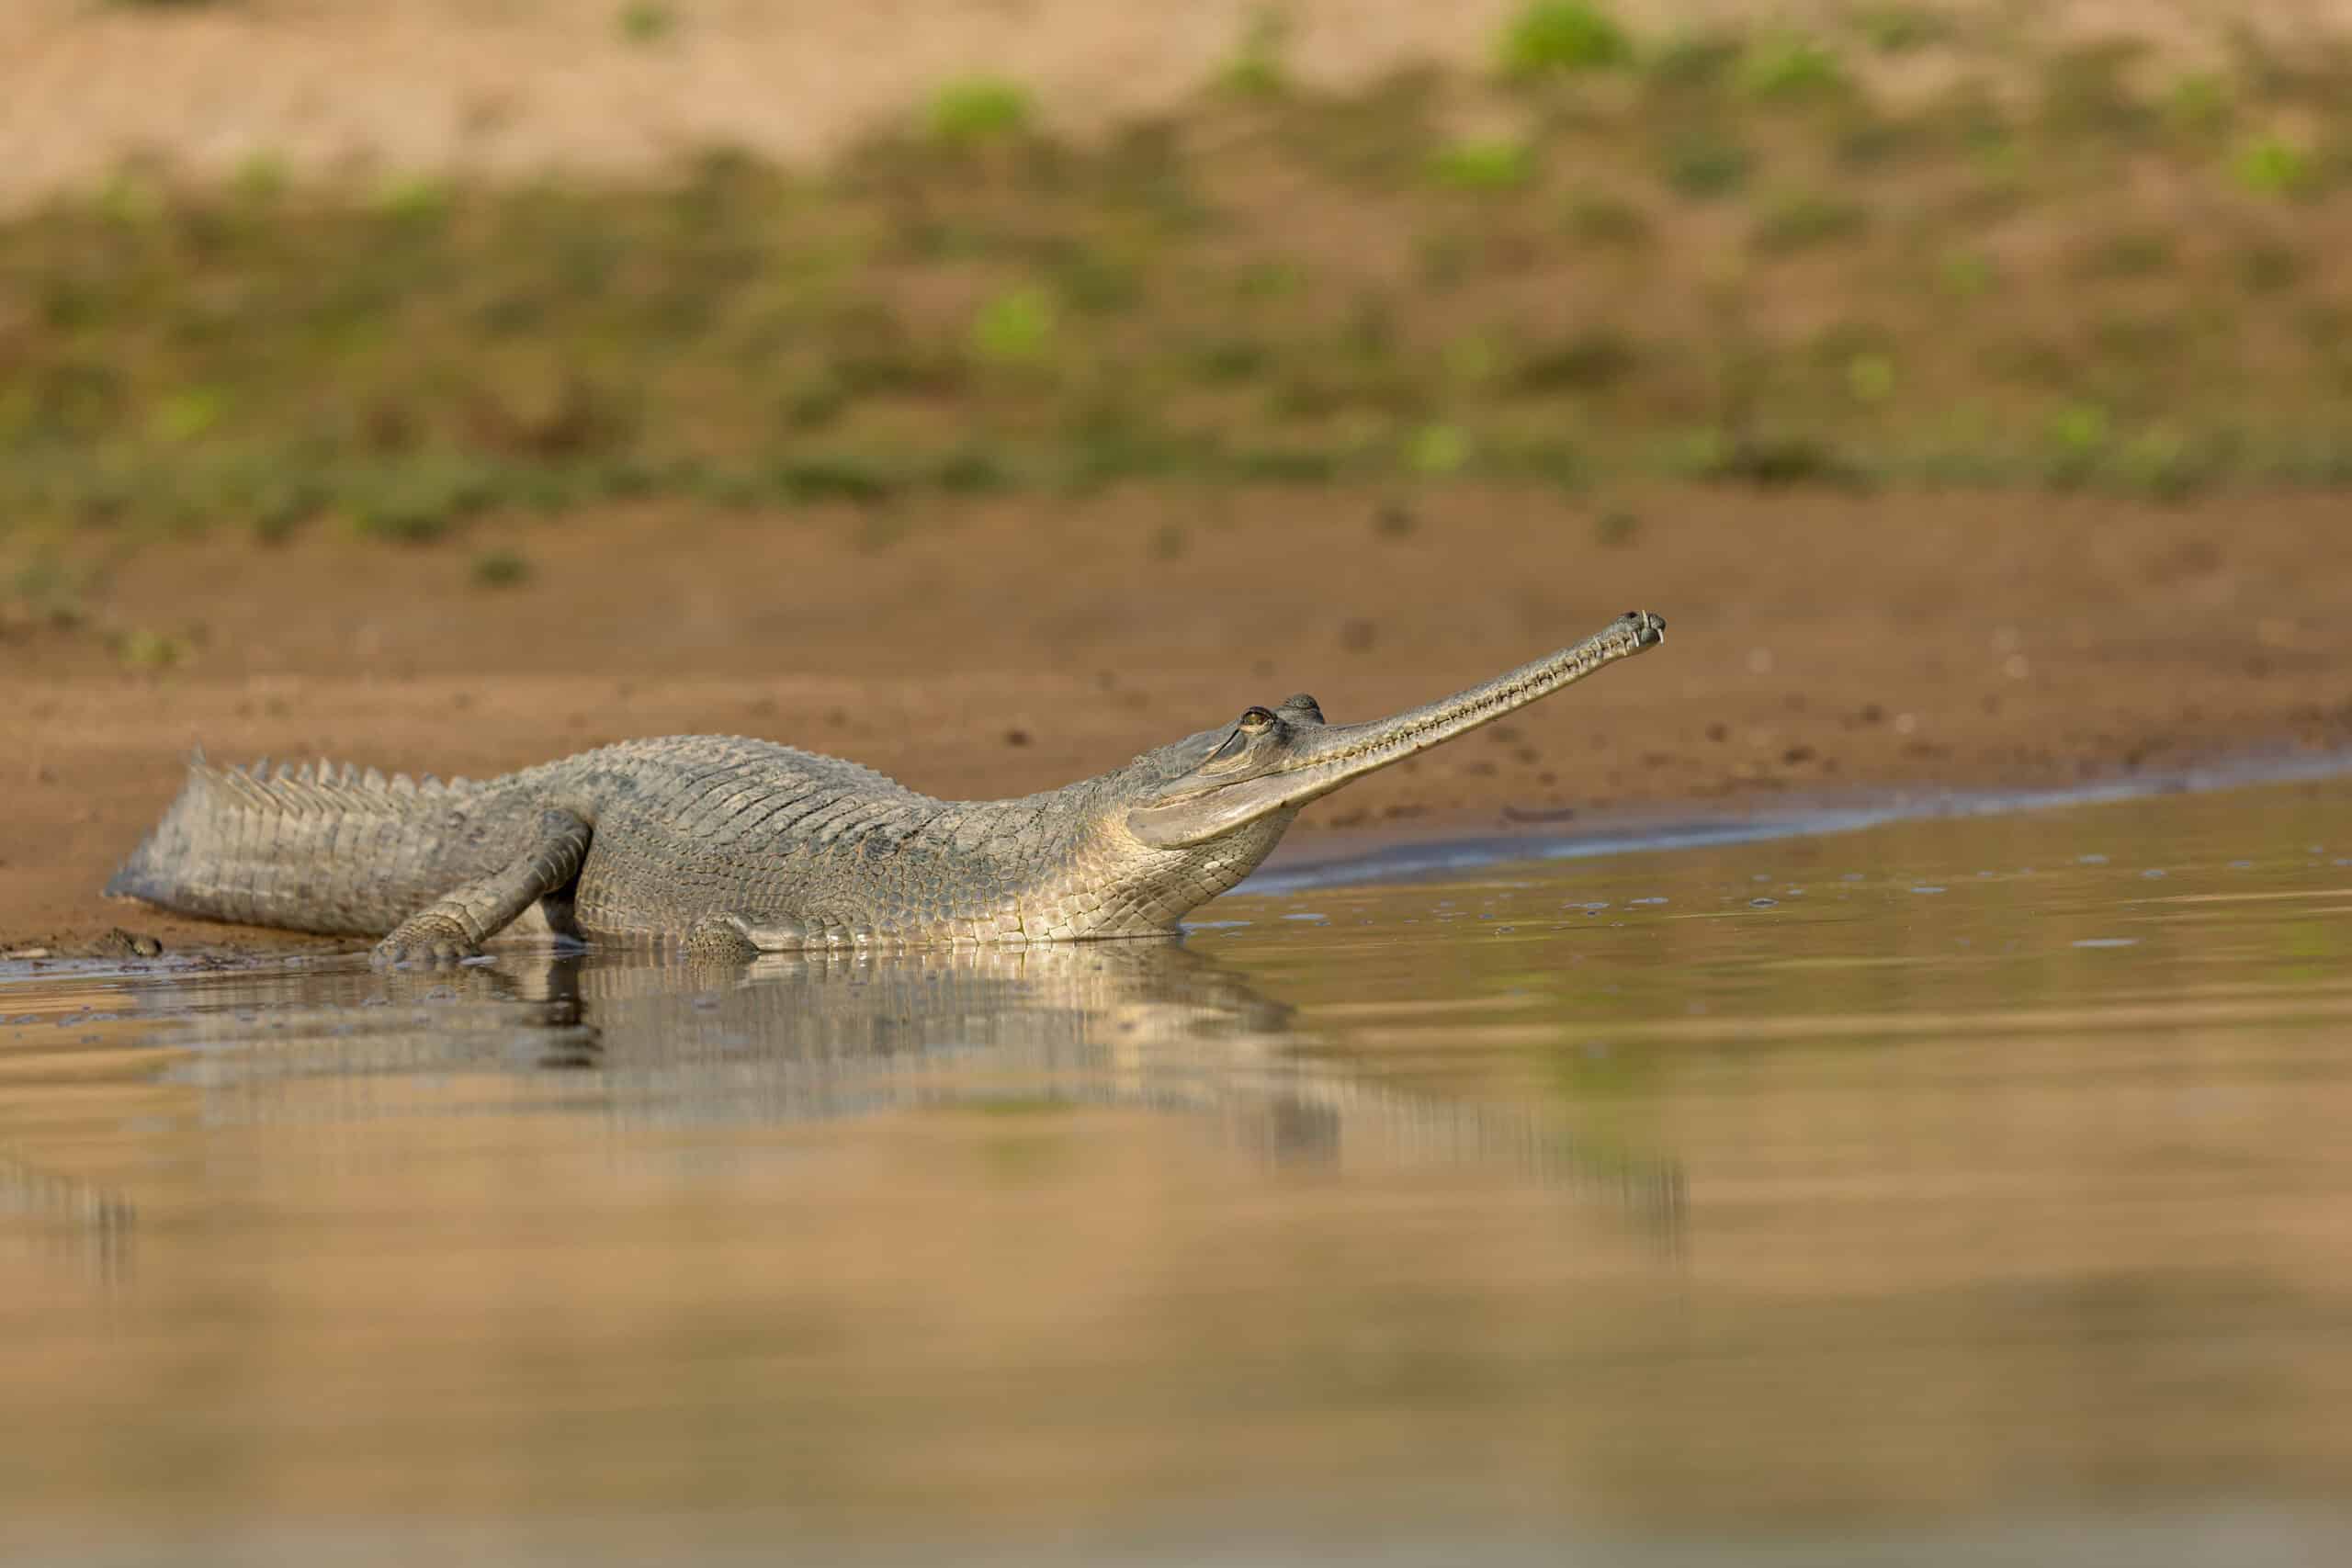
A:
6 1 2352 531
6 6 2352 1566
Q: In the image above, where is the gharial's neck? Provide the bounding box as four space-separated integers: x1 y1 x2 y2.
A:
1015 814 1300 941
945 787 1300 942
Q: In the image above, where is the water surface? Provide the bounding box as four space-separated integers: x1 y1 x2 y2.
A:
5 777 2351 1564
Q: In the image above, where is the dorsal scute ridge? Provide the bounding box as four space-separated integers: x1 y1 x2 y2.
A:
188 752 485 817
218 766 272 810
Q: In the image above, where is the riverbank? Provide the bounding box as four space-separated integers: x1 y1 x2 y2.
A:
6 486 2346 955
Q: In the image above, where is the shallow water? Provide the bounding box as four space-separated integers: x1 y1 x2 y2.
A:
5 776 2352 1564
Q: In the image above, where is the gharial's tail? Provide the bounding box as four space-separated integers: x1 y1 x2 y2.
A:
107 753 520 937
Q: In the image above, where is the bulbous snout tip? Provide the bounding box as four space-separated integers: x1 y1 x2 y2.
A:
1623 610 1667 648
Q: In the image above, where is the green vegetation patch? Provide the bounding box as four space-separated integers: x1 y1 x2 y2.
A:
1430 139 1537 193
1499 3 1634 79
5 9 2351 547
926 78 1035 145
616 2 677 45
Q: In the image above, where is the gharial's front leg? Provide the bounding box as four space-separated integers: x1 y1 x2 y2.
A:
372 809 593 966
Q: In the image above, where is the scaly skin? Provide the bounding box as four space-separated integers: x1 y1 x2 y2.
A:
107 611 1665 964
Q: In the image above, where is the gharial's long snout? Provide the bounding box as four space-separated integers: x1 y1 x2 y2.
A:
1128 610 1667 848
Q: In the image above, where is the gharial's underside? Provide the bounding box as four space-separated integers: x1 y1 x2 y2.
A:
108 611 1665 964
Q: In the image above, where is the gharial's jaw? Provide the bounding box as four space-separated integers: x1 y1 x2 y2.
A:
1125 610 1666 851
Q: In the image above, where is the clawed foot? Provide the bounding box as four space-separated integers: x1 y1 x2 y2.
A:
683 913 819 956
682 914 763 958
371 913 482 967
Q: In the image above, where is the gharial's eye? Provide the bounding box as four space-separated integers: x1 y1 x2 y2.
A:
1238 706 1276 731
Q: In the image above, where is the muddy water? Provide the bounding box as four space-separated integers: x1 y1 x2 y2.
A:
4 777 2351 1564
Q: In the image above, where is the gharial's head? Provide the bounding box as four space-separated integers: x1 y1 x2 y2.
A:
1115 610 1666 859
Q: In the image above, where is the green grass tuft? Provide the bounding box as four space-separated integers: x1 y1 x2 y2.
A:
1658 130 1753 198
927 78 1034 145
232 153 288 205
1690 431 1864 488
969 287 1057 367
1218 8 1291 99
6 556 96 628
1939 249 1996 298
375 175 453 229
1406 423 1472 477
1845 353 1896 404
114 627 187 671
769 454 898 507
1593 508 1641 546
1498 3 1634 79
2234 134 2316 197
2162 73 2234 138
1738 34 1850 103
616 2 677 44
1644 33 1742 94
470 548 532 588
149 388 229 445
347 459 502 544
1429 139 1536 192
1748 191 1871 254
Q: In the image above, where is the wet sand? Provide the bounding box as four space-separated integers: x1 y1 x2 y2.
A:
5 487 2347 954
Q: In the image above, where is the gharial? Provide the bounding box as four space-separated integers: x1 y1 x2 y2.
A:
107 610 1666 964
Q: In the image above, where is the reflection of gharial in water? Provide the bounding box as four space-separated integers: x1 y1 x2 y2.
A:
0 1150 135 1285
108 613 1665 962
152 942 1683 1231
